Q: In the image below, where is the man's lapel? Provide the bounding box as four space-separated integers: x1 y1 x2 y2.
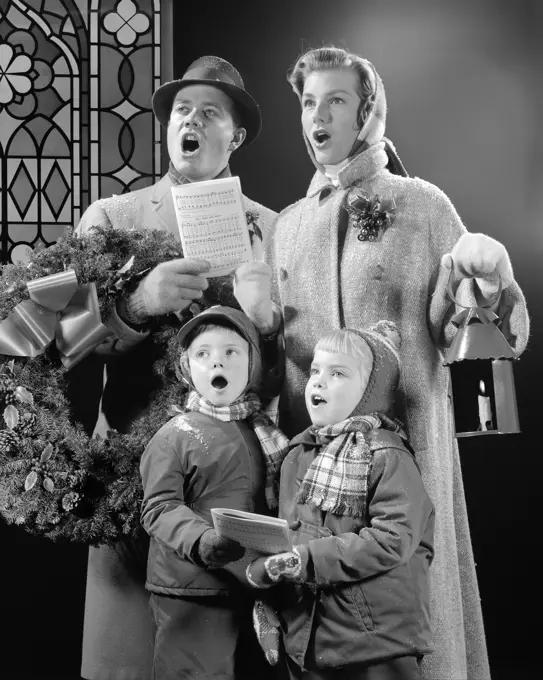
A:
150 175 179 238
149 166 233 239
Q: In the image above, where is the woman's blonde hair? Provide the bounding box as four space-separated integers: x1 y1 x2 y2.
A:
288 46 375 127
314 329 373 376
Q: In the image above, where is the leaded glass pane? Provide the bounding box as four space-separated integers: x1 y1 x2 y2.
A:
1 0 167 263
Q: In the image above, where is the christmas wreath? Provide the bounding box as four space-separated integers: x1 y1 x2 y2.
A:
0 227 186 546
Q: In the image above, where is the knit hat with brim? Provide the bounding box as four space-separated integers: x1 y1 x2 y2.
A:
350 320 402 418
298 55 407 178
177 305 263 393
152 56 262 145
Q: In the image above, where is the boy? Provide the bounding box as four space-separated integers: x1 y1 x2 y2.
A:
139 306 289 680
246 322 435 680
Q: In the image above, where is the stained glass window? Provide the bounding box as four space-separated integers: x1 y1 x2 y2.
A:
0 0 167 263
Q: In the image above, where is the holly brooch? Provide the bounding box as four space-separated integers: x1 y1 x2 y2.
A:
343 188 396 242
245 210 262 246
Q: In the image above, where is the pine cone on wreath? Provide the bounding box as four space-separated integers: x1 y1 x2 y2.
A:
0 382 17 407
15 412 37 437
0 429 20 454
62 491 81 512
0 378 17 392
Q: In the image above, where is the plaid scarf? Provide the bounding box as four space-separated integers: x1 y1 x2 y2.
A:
296 415 383 518
185 390 289 509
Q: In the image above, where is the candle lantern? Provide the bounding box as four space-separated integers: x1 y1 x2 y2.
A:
443 270 520 438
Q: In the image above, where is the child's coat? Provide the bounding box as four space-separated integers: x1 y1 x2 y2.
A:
277 424 435 670
140 411 267 593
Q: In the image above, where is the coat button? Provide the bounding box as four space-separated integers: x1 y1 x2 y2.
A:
280 267 288 281
370 264 384 280
289 519 301 530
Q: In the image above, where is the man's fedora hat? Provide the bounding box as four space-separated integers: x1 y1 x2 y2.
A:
152 56 262 145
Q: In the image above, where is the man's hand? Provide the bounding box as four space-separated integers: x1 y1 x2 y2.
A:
197 529 246 569
125 258 210 322
233 262 279 334
441 233 513 299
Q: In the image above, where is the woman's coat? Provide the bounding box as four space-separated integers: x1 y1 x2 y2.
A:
265 141 529 680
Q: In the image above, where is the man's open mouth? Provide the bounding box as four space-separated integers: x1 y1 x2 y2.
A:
211 375 228 390
181 133 200 155
311 394 327 407
313 130 331 146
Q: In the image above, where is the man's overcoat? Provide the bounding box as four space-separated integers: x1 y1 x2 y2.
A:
75 172 276 680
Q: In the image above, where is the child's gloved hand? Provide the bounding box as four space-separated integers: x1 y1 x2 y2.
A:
253 600 281 666
441 233 513 299
246 548 305 587
197 529 245 568
233 262 279 334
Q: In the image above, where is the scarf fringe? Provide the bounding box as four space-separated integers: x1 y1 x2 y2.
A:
296 491 368 519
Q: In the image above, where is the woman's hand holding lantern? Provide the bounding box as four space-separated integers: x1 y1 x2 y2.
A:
441 233 514 300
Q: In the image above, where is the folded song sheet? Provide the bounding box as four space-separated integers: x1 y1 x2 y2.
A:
171 176 253 277
211 508 292 555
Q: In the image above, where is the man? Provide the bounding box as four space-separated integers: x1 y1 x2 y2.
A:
73 56 277 680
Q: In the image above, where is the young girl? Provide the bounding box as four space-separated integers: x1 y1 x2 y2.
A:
246 322 435 680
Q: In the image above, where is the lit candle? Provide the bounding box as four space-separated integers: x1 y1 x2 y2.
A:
478 380 492 431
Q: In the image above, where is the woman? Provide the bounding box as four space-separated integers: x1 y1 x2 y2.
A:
234 47 529 680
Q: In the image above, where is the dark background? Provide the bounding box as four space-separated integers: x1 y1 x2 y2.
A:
4 1 541 678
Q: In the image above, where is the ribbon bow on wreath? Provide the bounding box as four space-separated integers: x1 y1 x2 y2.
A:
343 188 396 242
0 270 112 369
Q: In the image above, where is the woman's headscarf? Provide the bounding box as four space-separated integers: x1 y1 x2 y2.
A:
297 53 407 178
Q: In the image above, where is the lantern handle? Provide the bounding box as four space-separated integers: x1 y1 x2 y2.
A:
446 258 503 309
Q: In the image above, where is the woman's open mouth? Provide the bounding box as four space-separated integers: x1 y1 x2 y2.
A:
181 134 200 156
313 130 331 148
310 394 327 407
211 375 229 391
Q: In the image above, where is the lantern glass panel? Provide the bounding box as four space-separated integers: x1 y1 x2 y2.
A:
449 359 496 436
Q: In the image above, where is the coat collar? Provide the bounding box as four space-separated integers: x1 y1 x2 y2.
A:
150 174 178 236
289 425 317 448
306 142 389 198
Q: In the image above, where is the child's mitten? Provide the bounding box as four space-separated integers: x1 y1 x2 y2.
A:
253 600 281 666
246 547 307 587
197 529 245 568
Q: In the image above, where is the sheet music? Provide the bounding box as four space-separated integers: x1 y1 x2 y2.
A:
171 176 253 277
211 508 292 555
